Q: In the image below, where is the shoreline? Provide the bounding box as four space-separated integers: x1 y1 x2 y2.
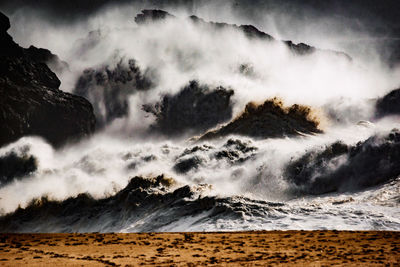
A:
0 230 399 266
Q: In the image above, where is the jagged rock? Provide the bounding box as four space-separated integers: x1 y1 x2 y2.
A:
200 98 322 140
143 80 234 136
285 129 400 194
134 9 175 24
188 14 317 55
376 88 400 117
24 45 69 74
0 14 69 71
0 13 22 57
284 40 315 55
136 9 350 58
0 12 95 148
239 24 274 40
188 15 274 40
74 58 155 127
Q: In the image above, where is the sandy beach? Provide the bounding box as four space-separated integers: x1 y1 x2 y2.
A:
0 231 398 266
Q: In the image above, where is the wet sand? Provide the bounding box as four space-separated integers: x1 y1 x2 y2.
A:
0 231 399 266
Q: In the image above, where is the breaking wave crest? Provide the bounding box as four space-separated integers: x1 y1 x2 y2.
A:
1 7 400 232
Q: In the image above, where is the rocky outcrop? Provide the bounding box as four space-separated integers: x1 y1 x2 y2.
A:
0 12 95 148
0 12 22 57
74 58 155 128
188 15 274 41
174 156 203 174
285 129 400 195
376 88 400 118
135 10 350 58
135 10 274 42
283 40 315 55
143 80 234 136
24 45 69 74
200 98 321 140
0 151 37 188
134 9 175 24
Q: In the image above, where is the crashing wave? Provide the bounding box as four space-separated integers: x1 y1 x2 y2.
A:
285 129 400 195
0 6 399 233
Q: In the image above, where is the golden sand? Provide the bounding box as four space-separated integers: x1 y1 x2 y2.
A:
0 231 399 266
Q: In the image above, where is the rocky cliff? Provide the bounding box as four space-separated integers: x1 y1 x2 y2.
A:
0 11 95 148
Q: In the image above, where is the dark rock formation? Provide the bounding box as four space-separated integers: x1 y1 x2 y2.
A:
283 40 315 55
143 80 234 136
188 15 274 41
376 88 400 117
134 9 175 24
0 13 67 73
0 12 95 148
0 12 22 57
239 24 274 40
200 98 322 140
24 45 69 74
190 14 348 57
136 10 350 58
174 156 204 174
285 129 400 195
0 151 37 187
74 58 155 127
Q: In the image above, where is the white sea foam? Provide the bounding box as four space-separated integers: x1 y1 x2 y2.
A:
0 3 399 231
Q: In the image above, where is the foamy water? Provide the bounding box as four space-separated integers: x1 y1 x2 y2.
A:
0 5 399 232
